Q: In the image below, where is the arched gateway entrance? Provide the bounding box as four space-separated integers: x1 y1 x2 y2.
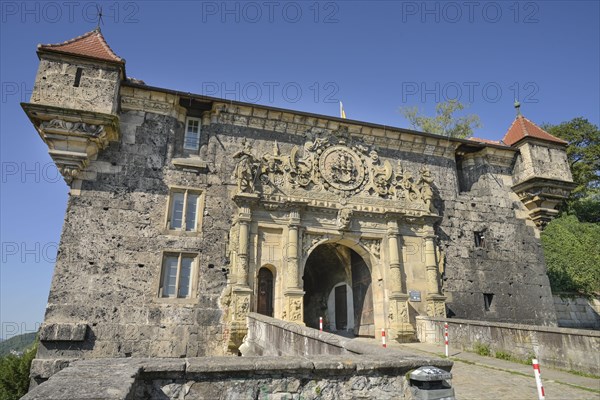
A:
303 243 374 336
226 129 447 350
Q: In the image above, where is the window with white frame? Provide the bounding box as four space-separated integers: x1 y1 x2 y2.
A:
167 189 201 231
184 117 201 151
159 252 196 298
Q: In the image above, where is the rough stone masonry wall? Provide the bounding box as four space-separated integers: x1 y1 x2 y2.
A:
34 109 235 382
31 57 120 115
438 152 556 325
416 316 600 375
24 356 436 400
554 295 600 329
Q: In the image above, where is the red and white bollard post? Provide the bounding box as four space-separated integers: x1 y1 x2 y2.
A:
319 316 323 331
381 328 387 348
444 322 449 357
532 359 545 400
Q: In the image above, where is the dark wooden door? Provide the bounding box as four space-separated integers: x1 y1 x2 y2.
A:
257 268 274 317
352 253 373 335
335 285 347 330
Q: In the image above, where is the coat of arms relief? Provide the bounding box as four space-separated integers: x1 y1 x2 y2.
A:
233 127 437 214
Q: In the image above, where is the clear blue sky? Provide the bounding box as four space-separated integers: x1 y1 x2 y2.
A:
1 1 599 338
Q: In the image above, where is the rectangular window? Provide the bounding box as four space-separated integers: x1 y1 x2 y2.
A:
73 67 83 87
483 293 494 311
474 231 486 248
184 117 201 151
168 189 201 231
159 253 196 298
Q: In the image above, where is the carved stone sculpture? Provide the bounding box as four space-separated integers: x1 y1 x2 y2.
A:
418 167 437 213
336 208 353 230
233 130 439 215
42 119 105 137
233 142 258 193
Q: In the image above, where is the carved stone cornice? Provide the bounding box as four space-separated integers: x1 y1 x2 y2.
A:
512 177 577 229
21 103 120 184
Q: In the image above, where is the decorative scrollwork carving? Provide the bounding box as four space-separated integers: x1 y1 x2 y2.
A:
233 130 439 215
42 119 105 137
360 238 381 259
302 233 325 257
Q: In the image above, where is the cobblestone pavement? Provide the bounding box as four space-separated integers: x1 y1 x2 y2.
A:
356 339 600 399
448 358 598 399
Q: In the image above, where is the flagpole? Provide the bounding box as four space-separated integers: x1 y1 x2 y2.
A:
339 101 346 119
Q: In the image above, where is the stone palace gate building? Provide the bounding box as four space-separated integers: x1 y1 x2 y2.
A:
21 29 575 382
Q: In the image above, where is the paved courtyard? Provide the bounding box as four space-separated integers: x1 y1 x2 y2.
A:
399 342 600 400
357 339 600 399
448 357 598 399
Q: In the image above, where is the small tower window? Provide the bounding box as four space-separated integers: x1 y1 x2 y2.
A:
73 68 83 87
474 231 486 248
483 293 494 311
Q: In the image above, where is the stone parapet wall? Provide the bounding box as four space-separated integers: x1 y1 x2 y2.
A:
554 295 600 329
243 312 447 360
416 316 600 375
24 353 452 399
24 314 453 399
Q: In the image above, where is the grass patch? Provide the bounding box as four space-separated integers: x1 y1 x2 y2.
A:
473 342 490 357
563 369 600 379
494 350 536 366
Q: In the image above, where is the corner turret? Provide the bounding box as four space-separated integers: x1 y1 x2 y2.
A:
505 103 576 228
21 28 123 184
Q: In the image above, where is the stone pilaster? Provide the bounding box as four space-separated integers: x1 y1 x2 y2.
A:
236 205 251 288
424 235 446 318
387 220 414 341
286 210 300 289
283 210 305 324
228 205 254 352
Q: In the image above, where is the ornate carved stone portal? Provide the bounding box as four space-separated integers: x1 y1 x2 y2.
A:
227 127 446 344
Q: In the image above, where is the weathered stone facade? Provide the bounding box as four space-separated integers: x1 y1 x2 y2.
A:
22 29 575 384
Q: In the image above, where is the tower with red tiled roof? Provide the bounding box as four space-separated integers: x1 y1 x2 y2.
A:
22 28 124 184
505 102 576 227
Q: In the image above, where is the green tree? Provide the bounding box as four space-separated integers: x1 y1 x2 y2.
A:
0 342 37 400
541 118 600 223
541 214 600 296
542 117 600 199
400 100 481 139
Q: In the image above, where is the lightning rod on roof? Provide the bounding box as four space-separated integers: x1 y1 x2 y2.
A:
95 5 104 30
514 99 521 116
